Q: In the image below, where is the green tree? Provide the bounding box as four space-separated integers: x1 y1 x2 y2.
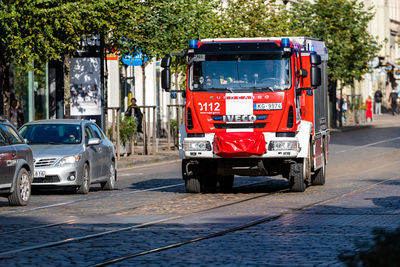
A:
217 0 307 38
0 0 149 117
289 0 379 127
290 0 379 87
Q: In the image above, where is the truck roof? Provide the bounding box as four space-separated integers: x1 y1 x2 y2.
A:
199 37 328 60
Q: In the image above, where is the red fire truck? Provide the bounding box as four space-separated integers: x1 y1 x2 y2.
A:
161 37 329 193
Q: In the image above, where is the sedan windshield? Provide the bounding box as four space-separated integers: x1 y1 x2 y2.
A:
190 54 290 92
19 124 82 144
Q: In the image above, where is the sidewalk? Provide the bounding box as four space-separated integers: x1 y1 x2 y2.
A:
117 112 399 170
117 138 181 170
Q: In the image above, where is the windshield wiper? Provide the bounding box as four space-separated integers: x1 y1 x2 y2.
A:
243 86 275 92
30 142 63 145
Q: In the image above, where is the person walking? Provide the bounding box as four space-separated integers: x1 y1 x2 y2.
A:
374 89 383 115
389 89 398 116
341 94 348 124
125 98 143 133
365 96 373 122
9 99 24 128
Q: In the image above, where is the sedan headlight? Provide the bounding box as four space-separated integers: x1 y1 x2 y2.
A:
268 140 299 151
183 140 212 151
56 155 80 166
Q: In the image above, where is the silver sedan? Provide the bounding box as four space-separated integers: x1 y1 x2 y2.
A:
19 119 117 194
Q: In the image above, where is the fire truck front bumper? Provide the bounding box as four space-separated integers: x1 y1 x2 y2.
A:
181 133 301 159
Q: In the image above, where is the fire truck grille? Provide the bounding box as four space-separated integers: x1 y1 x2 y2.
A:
214 123 266 129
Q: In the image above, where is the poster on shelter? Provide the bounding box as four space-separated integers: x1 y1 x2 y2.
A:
70 57 101 117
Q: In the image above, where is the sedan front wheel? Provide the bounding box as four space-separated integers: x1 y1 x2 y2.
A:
8 168 31 206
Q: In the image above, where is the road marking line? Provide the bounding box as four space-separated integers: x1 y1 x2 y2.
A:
335 136 400 154
1 183 184 216
118 173 144 177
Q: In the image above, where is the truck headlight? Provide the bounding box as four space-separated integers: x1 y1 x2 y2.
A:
183 140 212 151
268 140 299 151
56 155 80 166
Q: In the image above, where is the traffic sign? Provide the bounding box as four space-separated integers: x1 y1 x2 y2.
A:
122 50 148 66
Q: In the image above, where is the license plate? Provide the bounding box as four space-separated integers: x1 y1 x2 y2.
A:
254 103 282 110
34 171 46 178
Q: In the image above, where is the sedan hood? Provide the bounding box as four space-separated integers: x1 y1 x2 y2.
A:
30 144 83 158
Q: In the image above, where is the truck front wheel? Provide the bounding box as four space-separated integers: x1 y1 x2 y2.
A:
185 178 202 193
182 159 217 193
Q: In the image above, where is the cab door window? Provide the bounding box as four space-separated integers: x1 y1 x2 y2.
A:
89 124 103 139
0 129 8 146
85 126 95 144
0 125 24 144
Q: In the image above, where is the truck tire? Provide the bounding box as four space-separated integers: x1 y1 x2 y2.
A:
185 178 201 193
8 168 31 206
181 159 189 180
312 150 326 185
289 161 306 192
218 175 234 192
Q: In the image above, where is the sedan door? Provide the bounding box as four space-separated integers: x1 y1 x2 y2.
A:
89 124 109 178
84 125 103 180
0 128 17 188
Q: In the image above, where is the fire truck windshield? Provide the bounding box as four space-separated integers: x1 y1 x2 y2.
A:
190 54 290 92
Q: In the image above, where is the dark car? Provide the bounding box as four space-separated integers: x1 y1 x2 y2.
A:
19 119 117 194
0 117 34 206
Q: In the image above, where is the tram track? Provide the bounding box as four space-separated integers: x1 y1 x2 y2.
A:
0 175 398 261
0 180 287 258
90 175 400 266
0 179 276 237
0 183 185 217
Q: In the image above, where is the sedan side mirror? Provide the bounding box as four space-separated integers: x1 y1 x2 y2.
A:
88 138 101 145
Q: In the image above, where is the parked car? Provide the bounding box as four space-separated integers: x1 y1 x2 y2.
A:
0 116 34 206
19 119 117 194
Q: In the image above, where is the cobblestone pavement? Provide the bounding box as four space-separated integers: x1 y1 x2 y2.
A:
0 114 399 266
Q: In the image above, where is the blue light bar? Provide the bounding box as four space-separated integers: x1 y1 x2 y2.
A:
281 38 290 48
189 39 198 49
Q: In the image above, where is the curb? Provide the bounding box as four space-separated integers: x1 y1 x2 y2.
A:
329 124 372 135
117 153 181 170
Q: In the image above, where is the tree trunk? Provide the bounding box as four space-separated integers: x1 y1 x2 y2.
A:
142 62 147 155
63 54 71 118
0 63 10 118
0 63 6 116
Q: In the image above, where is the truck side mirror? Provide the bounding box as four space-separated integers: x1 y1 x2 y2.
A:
310 54 321 65
161 55 171 68
311 66 321 87
161 68 171 91
310 53 322 87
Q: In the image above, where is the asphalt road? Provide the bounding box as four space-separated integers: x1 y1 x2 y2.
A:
0 114 399 266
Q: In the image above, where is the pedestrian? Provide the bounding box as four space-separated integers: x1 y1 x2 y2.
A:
125 98 143 133
9 99 24 128
389 89 398 115
374 89 383 115
336 93 342 126
365 96 373 122
341 94 348 124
